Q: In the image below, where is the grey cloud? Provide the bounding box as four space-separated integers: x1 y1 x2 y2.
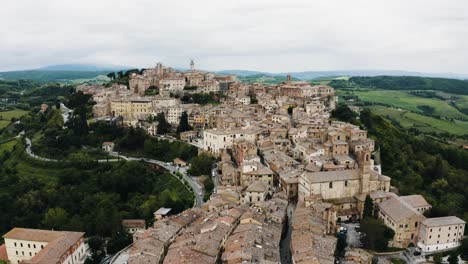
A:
0 0 467 74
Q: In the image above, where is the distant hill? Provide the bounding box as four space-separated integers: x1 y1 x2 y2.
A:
0 70 111 83
217 69 468 80
216 70 271 77
37 64 133 72
0 64 135 83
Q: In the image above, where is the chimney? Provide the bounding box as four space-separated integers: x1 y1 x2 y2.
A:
287 74 291 81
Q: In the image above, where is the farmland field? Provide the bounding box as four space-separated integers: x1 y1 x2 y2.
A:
0 109 28 120
352 90 467 120
0 120 10 129
369 106 468 135
0 109 28 129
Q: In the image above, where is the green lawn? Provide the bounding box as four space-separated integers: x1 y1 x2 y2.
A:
0 120 10 129
0 109 28 129
390 258 406 264
0 109 29 120
454 94 468 113
353 90 467 120
0 139 18 152
369 106 468 136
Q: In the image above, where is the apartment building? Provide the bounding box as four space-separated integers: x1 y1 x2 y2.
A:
202 128 258 156
110 98 153 120
417 216 465 253
2 228 87 264
159 78 185 94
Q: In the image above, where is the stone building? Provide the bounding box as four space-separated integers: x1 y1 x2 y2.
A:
377 194 427 248
417 216 465 253
2 228 88 264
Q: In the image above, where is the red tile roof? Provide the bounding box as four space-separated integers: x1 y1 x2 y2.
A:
0 244 8 261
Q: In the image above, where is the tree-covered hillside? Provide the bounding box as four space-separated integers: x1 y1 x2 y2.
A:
0 70 110 83
359 109 468 220
331 76 468 95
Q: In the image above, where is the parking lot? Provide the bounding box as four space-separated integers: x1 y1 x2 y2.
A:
340 222 363 249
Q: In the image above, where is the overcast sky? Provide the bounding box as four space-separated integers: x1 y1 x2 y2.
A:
1 0 467 73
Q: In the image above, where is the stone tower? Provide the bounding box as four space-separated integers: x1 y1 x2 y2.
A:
156 62 163 77
190 59 195 71
358 148 371 193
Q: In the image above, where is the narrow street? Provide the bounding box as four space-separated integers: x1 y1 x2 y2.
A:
280 202 295 264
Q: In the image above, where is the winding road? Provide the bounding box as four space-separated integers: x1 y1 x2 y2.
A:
23 137 204 207
23 103 205 207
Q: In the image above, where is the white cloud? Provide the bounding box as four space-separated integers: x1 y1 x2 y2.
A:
1 0 467 73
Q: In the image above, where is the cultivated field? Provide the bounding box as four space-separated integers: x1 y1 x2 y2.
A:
0 109 28 129
369 106 468 136
352 90 467 120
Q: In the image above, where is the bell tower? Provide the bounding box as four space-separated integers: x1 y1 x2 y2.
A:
156 62 163 77
358 148 371 193
190 59 195 71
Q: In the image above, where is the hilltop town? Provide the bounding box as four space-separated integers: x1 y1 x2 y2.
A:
0 61 465 264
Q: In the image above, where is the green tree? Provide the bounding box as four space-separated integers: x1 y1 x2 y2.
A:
42 207 69 230
331 104 358 124
363 195 373 219
107 230 132 254
156 112 171 135
335 233 347 257
287 106 295 116
86 236 105 264
188 153 215 176
360 218 395 251
459 237 468 260
433 253 443 264
177 111 192 133
107 72 115 80
447 251 458 264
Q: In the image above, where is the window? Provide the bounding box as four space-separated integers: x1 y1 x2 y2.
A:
329 182 333 188
33 244 36 249
345 181 348 187
28 244 30 248
14 242 17 247
415 222 418 227
20 243 23 247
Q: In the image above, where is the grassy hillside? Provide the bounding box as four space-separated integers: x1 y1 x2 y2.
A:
331 76 468 139
352 90 466 120
369 106 468 136
348 76 468 95
0 109 28 129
